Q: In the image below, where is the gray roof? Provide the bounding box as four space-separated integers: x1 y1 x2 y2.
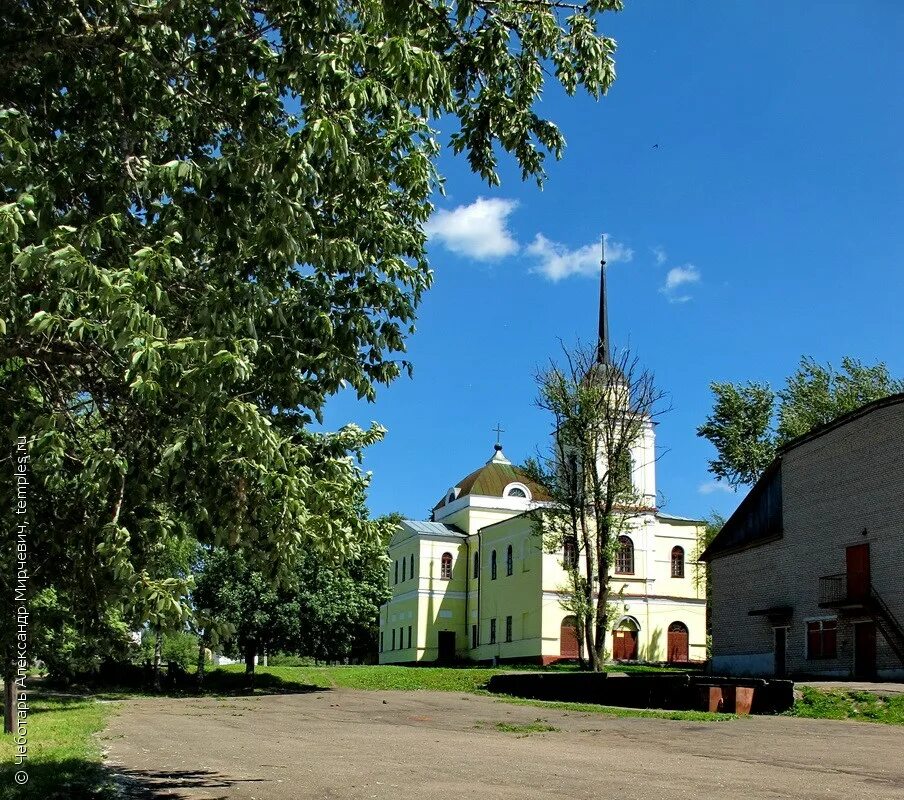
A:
401 520 466 537
657 513 705 524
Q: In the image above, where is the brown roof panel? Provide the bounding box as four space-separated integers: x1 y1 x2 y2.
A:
433 460 551 510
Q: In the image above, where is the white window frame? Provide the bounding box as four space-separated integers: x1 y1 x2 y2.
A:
503 482 532 501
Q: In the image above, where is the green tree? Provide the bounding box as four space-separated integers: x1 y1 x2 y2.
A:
698 356 904 487
0 0 621 713
196 516 392 674
295 533 392 663
529 343 667 671
193 549 302 681
692 512 723 639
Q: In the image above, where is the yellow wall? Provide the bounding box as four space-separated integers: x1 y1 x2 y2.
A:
472 516 545 661
380 533 469 663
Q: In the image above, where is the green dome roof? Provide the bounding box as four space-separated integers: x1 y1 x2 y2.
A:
433 447 551 510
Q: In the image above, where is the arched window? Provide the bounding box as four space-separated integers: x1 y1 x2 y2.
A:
563 539 577 569
491 550 497 580
440 552 452 580
473 551 479 579
401 558 406 582
394 560 398 584
506 545 513 576
615 536 634 575
507 486 526 497
410 553 415 579
671 546 685 578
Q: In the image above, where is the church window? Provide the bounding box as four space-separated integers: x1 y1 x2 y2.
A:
506 545 513 576
401 558 406 582
491 550 497 580
490 618 497 644
410 553 415 579
507 487 526 497
407 626 412 649
473 551 479 579
380 632 384 653
563 538 578 569
394 561 398 585
615 536 634 575
440 552 453 580
447 491 455 504
471 625 478 649
671 546 685 578
391 629 396 650
505 616 513 643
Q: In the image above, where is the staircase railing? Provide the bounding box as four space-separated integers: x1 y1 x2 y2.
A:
818 573 846 606
870 587 904 665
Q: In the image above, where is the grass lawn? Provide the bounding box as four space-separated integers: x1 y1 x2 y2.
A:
790 687 904 725
491 720 561 735
211 662 686 694
0 696 114 800
214 663 508 693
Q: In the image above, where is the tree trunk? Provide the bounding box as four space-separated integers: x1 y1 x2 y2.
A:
196 636 206 689
3 666 16 735
244 642 256 688
584 612 598 671
152 630 162 691
594 573 610 671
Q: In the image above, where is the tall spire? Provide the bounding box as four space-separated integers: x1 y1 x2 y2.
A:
596 234 610 364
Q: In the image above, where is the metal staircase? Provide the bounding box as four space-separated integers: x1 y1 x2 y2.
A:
870 588 904 665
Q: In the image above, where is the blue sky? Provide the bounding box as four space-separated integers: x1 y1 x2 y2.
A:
323 1 904 522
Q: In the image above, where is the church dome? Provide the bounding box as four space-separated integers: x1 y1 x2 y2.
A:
433 445 552 511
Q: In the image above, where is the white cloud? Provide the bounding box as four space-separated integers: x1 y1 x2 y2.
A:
652 246 667 265
661 264 701 303
698 480 735 496
527 233 634 282
425 197 519 261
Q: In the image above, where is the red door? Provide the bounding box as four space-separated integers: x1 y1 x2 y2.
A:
846 544 871 600
612 630 638 661
667 622 689 662
560 617 579 658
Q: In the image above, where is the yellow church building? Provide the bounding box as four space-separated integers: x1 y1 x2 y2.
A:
378 248 707 666
378 441 707 666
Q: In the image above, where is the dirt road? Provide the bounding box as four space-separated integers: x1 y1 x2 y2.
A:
103 689 904 800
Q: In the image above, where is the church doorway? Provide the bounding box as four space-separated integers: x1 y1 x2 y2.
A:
667 621 689 663
560 616 580 658
612 618 639 661
437 631 456 664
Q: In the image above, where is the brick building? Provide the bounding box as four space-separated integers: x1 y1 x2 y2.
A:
701 394 904 679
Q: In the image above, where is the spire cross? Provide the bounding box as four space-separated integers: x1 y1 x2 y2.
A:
492 422 505 445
